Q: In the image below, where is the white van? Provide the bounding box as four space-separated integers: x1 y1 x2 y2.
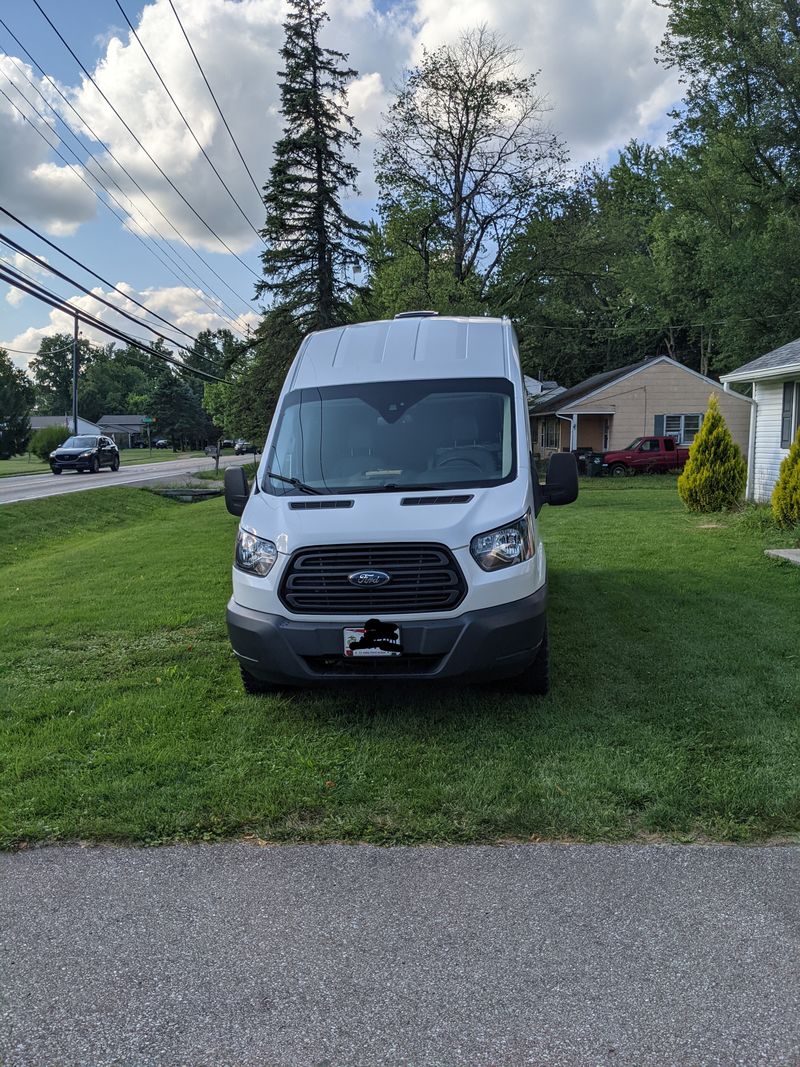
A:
224 314 578 694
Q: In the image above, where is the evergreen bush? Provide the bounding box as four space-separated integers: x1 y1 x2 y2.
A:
677 394 747 511
29 424 69 462
771 427 800 527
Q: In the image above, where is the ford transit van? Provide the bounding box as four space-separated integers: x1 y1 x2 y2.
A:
224 314 577 694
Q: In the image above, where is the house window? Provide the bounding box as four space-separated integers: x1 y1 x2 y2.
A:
780 382 800 448
664 413 703 444
540 417 559 450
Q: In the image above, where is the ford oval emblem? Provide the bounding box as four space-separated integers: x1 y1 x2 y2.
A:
348 570 391 587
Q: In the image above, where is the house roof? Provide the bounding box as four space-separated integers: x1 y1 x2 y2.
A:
98 414 146 428
530 355 750 416
30 415 101 434
530 359 654 416
720 338 800 383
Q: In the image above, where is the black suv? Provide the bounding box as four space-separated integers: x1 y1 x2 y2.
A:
50 435 120 474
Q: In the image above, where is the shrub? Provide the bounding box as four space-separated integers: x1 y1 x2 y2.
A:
677 394 747 512
772 427 800 527
29 424 69 462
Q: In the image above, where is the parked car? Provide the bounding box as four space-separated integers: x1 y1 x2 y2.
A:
50 435 120 474
601 436 690 476
221 439 235 449
234 438 254 455
223 312 578 696
153 438 169 449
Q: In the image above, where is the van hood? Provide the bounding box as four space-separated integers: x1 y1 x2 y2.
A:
241 482 531 555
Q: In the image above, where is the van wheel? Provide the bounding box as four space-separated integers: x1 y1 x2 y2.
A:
239 663 278 695
513 624 550 696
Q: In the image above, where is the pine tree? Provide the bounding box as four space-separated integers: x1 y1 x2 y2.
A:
258 0 366 331
677 393 747 511
772 427 800 527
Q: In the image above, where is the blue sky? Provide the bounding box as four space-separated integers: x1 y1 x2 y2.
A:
0 0 681 367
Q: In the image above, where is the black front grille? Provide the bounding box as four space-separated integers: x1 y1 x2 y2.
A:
280 543 466 615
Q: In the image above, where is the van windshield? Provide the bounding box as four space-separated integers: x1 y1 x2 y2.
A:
265 378 516 494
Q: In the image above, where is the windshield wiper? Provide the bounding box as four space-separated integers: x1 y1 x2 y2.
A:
265 471 322 495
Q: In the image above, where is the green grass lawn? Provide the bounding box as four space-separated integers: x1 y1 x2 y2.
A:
0 449 216 478
1 478 799 849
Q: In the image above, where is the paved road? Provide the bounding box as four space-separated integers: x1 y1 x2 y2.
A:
1 843 798 1066
0 453 254 505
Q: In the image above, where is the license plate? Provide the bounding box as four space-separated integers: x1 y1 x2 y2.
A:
344 622 402 657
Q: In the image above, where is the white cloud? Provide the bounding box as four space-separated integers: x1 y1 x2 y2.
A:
0 0 680 252
0 56 97 234
1 250 50 306
410 0 681 164
1 282 259 370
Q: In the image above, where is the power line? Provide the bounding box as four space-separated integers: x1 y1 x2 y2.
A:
0 15 258 324
166 0 263 203
31 0 260 279
0 54 249 336
0 73 251 335
0 343 73 356
113 0 264 244
0 231 230 374
0 206 246 351
0 233 197 360
0 263 228 382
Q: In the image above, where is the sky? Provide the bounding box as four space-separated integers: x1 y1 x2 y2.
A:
0 0 682 370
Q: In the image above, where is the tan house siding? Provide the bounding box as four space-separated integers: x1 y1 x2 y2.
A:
568 363 751 452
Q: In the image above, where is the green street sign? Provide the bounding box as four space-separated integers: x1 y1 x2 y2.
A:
142 416 154 424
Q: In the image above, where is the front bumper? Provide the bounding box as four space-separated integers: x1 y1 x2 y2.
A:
227 584 547 685
51 459 92 471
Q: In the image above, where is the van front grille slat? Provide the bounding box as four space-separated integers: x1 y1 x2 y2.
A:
280 543 466 614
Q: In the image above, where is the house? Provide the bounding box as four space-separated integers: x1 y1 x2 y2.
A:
720 339 800 502
97 414 148 448
529 355 752 460
30 415 103 437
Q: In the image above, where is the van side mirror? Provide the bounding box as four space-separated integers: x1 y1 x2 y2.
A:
542 452 578 507
224 466 249 516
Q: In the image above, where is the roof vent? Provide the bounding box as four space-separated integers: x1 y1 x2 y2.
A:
394 311 439 319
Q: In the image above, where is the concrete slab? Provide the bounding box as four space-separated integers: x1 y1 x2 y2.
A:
765 548 800 565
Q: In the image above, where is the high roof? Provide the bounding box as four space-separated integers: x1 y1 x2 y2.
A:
721 338 800 383
289 317 514 389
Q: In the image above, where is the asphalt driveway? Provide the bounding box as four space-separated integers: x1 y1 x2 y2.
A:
1 843 798 1066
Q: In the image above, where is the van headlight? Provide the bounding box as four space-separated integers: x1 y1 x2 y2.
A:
470 512 534 571
235 529 278 577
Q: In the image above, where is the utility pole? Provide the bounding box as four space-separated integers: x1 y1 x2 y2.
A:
71 314 79 435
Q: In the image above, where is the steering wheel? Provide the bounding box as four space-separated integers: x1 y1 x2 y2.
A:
435 455 485 470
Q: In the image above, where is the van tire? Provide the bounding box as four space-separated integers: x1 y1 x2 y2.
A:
239 663 278 695
513 624 550 696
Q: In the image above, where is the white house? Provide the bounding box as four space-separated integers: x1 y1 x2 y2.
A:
721 340 800 502
30 415 103 437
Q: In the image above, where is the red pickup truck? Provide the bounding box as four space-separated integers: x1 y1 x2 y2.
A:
601 436 690 476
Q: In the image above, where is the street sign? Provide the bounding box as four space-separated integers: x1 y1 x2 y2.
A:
142 416 154 424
